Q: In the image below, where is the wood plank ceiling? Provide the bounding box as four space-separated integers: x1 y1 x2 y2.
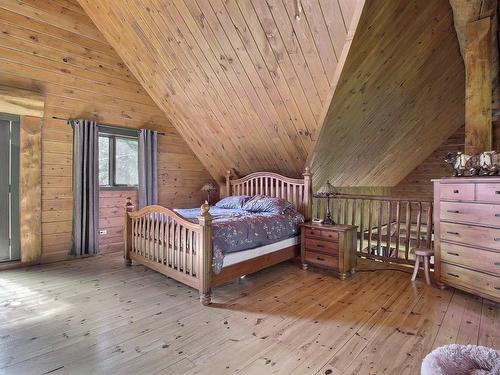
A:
77 0 363 180
308 0 466 188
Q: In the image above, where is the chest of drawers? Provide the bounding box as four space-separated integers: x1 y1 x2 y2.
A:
300 223 358 279
433 178 500 303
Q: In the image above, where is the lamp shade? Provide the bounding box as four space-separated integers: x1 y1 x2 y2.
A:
201 182 217 192
315 181 337 197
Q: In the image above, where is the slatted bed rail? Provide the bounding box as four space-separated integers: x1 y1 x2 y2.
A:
124 199 213 304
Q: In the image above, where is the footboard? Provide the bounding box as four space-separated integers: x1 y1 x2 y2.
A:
124 199 213 304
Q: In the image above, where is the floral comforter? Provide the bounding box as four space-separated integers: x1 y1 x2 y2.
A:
174 207 304 273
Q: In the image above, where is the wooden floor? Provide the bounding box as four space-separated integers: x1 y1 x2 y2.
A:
0 254 498 375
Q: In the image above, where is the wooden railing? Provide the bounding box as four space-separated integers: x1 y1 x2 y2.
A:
313 194 433 265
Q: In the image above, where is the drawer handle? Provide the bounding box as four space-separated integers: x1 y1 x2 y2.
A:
496 191 500 195
496 214 500 218
316 244 324 248
453 190 459 194
495 238 500 242
447 272 459 278
447 252 459 256
316 257 325 261
446 231 460 236
447 210 460 214
494 262 500 267
495 287 500 291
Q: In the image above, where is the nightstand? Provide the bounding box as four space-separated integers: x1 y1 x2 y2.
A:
300 223 358 279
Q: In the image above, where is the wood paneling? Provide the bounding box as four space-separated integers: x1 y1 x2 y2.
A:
309 0 466 189
99 190 137 254
0 86 44 117
77 0 363 179
19 115 42 263
393 120 500 199
0 0 212 262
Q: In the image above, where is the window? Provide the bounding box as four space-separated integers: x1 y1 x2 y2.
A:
98 129 138 189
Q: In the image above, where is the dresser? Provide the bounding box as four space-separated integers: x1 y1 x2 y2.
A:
300 223 358 279
433 178 500 303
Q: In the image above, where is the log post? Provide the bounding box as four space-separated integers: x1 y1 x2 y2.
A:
198 201 212 305
124 197 135 266
465 17 493 154
303 167 312 221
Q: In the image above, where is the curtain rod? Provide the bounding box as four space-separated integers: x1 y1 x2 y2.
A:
51 116 166 136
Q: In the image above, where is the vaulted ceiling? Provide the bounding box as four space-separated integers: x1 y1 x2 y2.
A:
309 0 466 188
77 0 363 180
77 0 465 189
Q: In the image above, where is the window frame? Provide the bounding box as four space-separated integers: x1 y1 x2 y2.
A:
98 128 139 191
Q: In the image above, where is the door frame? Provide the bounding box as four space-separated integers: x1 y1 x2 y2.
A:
0 113 20 262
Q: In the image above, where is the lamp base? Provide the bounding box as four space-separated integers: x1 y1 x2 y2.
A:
321 218 335 225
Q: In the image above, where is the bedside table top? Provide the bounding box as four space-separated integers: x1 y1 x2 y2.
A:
300 222 357 232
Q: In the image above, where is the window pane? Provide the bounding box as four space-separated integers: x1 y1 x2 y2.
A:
98 136 110 186
115 137 138 186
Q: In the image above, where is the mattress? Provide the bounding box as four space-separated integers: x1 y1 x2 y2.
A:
222 236 299 267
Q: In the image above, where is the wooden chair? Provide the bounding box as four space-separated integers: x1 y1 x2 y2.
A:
411 247 434 285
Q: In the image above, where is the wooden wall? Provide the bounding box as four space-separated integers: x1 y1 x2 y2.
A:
0 0 213 262
392 120 500 199
309 0 466 189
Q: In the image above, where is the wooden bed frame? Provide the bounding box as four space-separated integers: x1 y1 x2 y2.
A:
124 168 312 305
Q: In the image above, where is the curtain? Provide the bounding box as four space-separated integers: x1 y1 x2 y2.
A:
70 119 99 256
138 129 158 208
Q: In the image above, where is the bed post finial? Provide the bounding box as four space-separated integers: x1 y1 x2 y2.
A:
124 197 135 266
303 167 312 221
198 201 212 305
225 170 232 197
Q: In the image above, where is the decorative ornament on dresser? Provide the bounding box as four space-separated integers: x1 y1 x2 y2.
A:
201 182 217 205
445 151 500 176
313 181 338 225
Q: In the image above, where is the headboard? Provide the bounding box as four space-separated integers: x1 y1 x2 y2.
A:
225 168 312 220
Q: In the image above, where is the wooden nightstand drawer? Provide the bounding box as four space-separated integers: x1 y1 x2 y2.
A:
304 251 338 269
304 227 339 241
305 238 338 254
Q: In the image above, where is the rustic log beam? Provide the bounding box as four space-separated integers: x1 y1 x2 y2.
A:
465 17 493 154
450 0 499 109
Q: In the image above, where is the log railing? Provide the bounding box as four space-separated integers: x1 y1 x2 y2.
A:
313 194 433 265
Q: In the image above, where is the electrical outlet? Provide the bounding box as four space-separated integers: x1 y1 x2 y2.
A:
99 229 107 235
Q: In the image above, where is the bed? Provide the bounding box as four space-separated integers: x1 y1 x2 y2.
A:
124 169 312 305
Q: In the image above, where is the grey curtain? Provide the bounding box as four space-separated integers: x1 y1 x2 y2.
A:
70 119 99 256
139 129 158 208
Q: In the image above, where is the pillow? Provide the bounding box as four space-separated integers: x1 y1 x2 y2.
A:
242 195 293 214
215 195 250 209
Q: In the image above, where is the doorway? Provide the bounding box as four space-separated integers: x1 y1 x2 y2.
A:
0 113 20 262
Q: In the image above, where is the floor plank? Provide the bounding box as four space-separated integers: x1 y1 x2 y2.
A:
0 253 497 375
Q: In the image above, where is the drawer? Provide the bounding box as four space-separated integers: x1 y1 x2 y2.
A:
440 201 500 227
441 263 500 300
440 183 474 201
304 227 339 241
304 251 338 269
441 242 500 276
305 238 338 254
476 183 500 203
441 222 500 250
